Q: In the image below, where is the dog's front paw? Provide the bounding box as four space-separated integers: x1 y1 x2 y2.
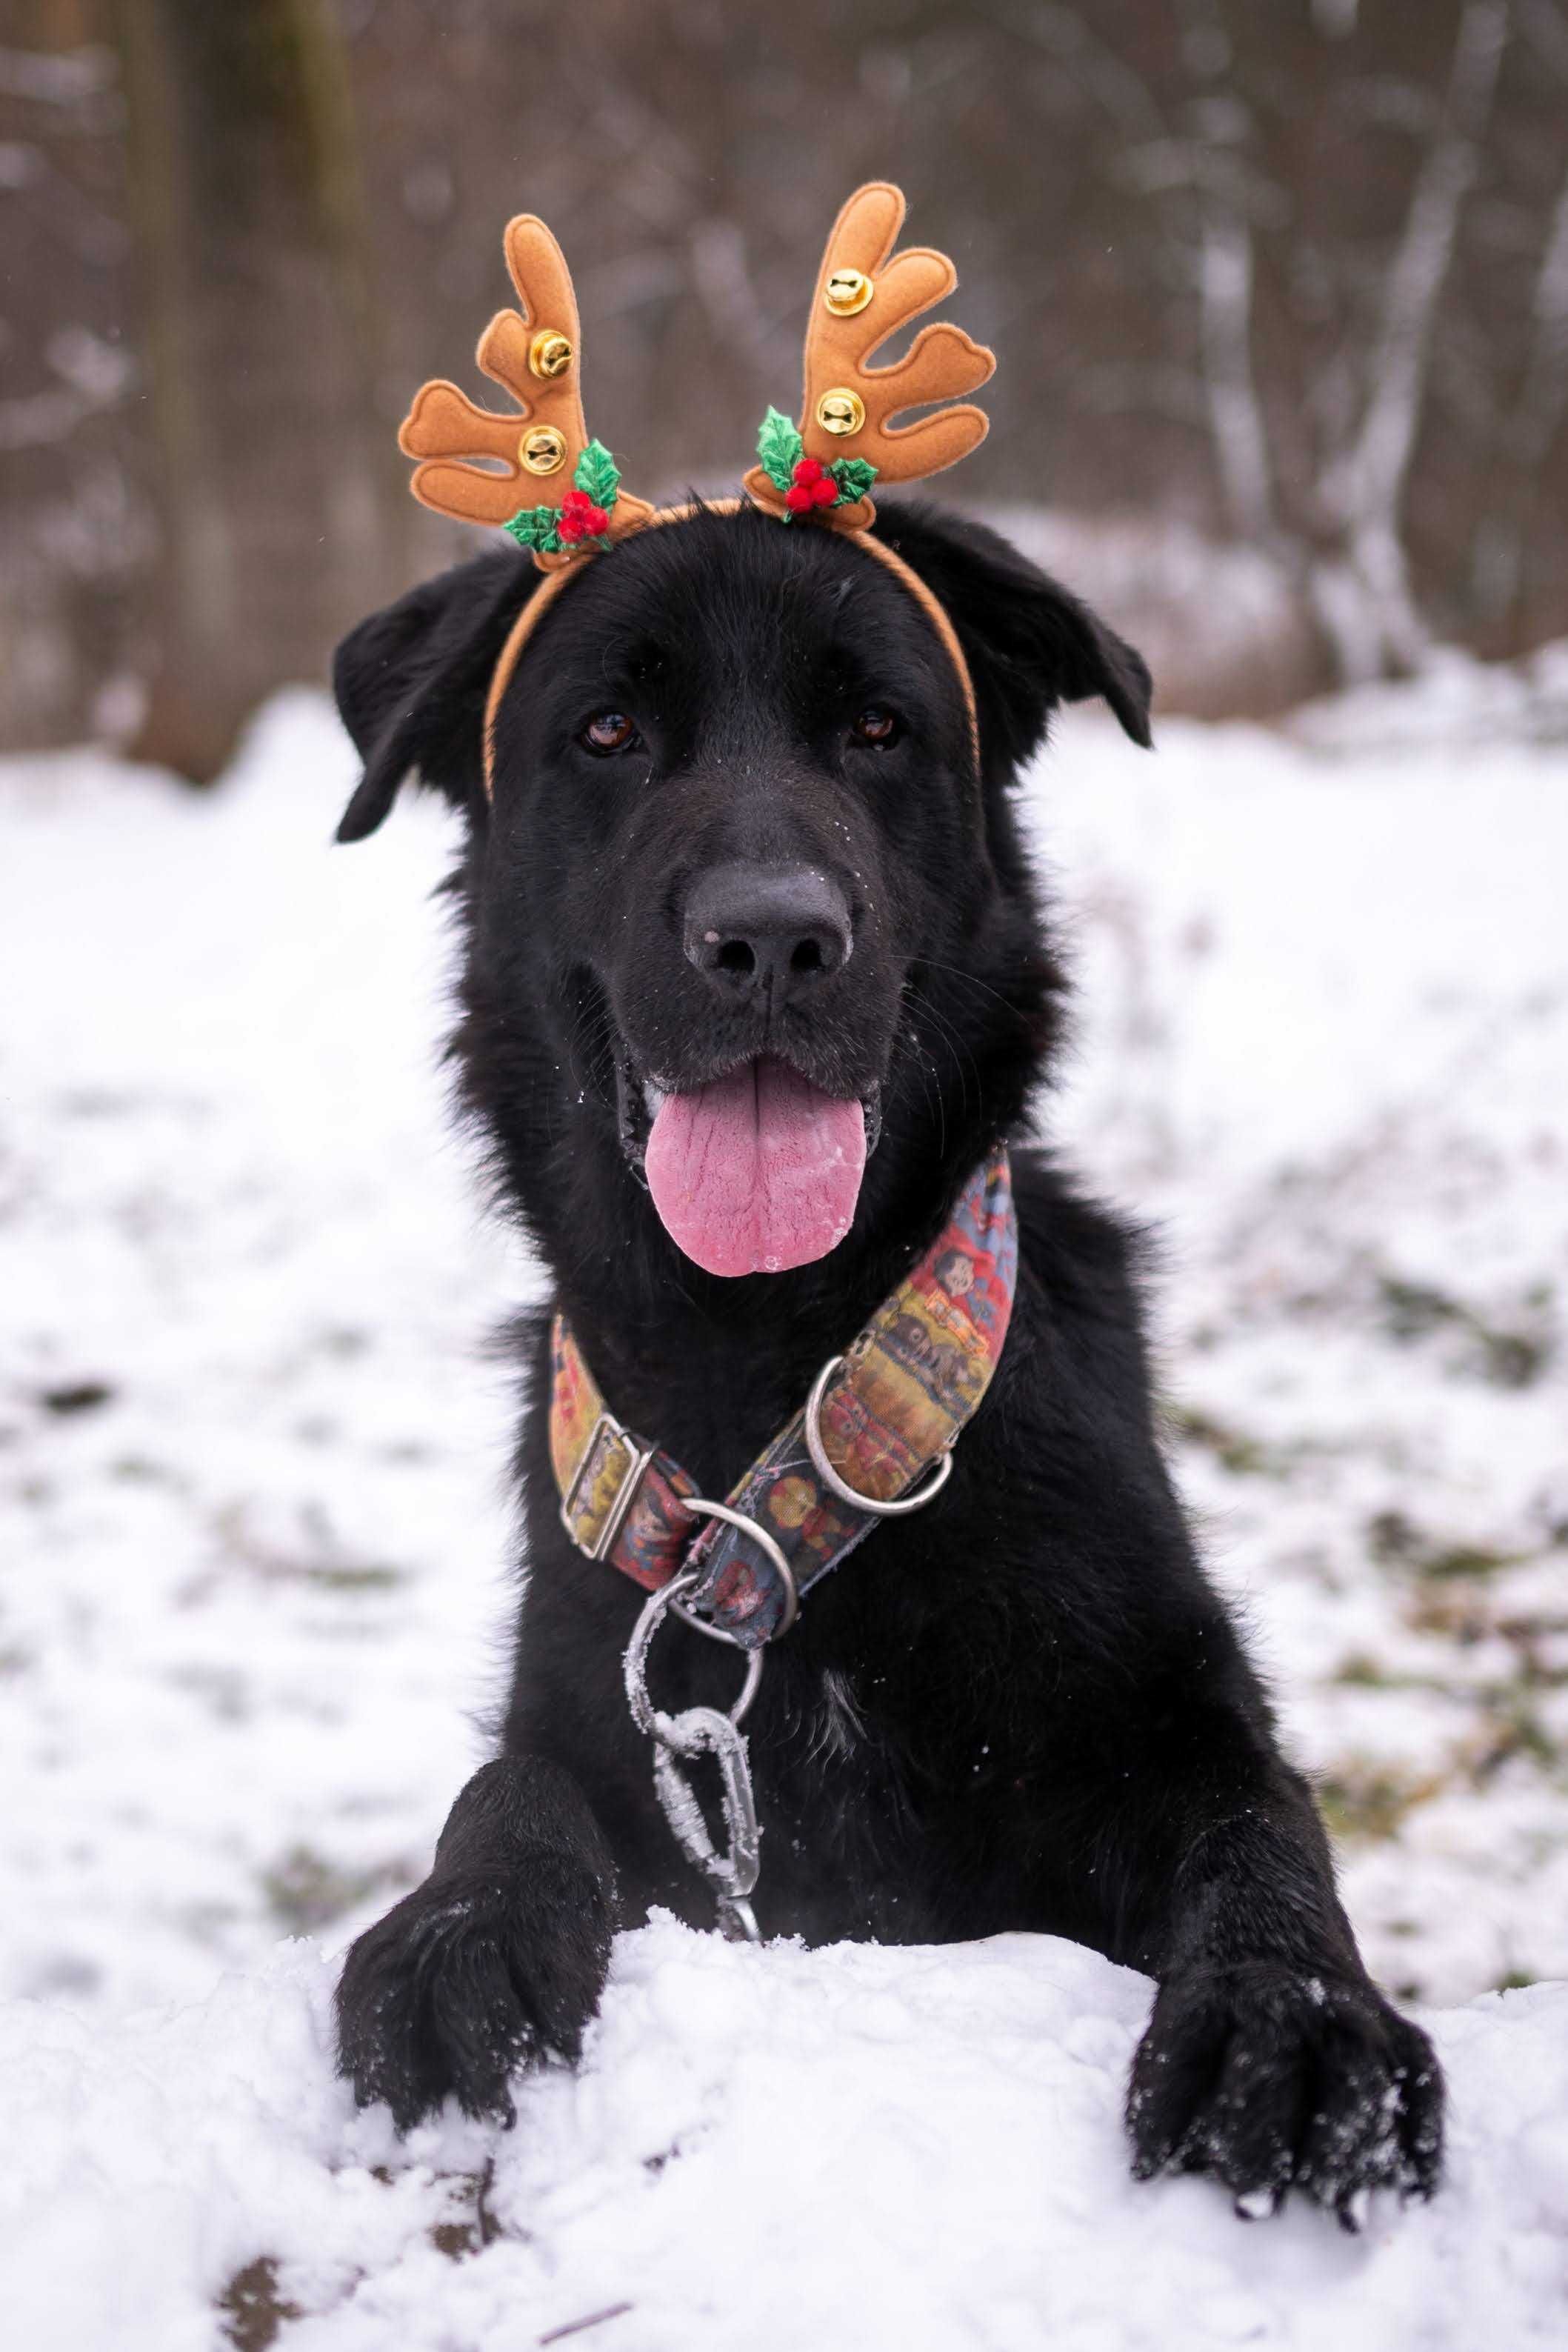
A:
335 1853 614 2132
1126 1959 1444 2225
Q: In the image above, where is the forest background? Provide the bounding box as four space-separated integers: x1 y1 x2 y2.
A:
5 0 1568 774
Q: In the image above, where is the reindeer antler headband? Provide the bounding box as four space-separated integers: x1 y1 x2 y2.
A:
398 184 995 790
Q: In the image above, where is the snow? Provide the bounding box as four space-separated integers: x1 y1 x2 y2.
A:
6 1923 1568 2352
2 662 1566 2344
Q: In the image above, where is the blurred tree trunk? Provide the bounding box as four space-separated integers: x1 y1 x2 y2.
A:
113 0 405 781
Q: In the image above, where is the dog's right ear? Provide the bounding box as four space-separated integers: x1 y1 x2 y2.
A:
333 547 539 842
870 503 1152 782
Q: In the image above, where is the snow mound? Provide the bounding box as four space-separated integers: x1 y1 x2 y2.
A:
4 1919 1566 2352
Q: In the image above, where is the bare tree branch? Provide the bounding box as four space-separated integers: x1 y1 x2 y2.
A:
1318 0 1510 667
1197 196 1277 540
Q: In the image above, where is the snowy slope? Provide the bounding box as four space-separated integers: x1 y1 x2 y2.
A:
5 1924 1567 2352
1 672 1565 2345
1044 673 1568 2003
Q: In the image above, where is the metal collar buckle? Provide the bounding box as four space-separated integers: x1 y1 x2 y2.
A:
560 1408 655 1565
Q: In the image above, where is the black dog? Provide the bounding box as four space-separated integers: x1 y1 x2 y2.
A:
329 501 1442 2222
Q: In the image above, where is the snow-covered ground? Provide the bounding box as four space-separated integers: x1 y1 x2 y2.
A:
2 666 1565 2346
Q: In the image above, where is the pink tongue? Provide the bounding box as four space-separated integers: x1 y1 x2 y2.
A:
645 1057 867 1277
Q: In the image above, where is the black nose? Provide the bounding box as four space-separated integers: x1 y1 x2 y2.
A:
684 862 853 1001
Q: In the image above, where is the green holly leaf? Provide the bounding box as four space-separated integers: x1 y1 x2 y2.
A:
829 456 878 506
573 439 621 509
757 405 805 493
503 505 562 554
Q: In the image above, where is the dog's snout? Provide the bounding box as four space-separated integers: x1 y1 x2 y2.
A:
683 863 852 1000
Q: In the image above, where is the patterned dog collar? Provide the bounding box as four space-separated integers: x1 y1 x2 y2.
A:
550 1150 1018 1648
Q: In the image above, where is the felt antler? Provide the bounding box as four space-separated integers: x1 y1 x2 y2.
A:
398 215 653 571
744 181 995 531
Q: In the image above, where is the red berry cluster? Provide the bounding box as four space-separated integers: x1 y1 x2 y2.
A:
784 457 839 513
558 488 611 543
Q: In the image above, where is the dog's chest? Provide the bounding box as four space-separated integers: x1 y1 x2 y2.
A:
738 1643 1039 1945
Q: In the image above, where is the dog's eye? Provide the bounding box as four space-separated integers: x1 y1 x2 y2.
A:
851 707 901 748
578 711 640 755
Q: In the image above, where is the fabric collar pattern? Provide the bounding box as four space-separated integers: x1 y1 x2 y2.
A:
550 1150 1018 1648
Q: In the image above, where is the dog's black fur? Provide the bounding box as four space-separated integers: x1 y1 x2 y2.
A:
330 502 1442 2222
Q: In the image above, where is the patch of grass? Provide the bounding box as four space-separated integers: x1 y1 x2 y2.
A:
1424 1544 1524 1580
1366 1509 1523 1580
1377 1274 1554 1390
430 2162 502 2261
1481 1331 1552 1388
39 1379 115 1416
110 1454 181 1487
1167 1404 1284 1478
261 1844 410 1935
432 2218 481 2258
1367 1509 1422 1567
1470 1701 1561 1779
1496 1616 1568 1682
218 2257 299 2352
1334 1652 1392 1688
1317 1762 1438 1842
212 1502 406 1590
1405 1588 1492 1642
296 1562 403 1590
1378 1277 1464 1344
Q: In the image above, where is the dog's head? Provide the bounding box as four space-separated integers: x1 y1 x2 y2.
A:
333 502 1149 1293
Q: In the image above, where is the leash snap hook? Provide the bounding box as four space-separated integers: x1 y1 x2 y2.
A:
623 1572 764 1942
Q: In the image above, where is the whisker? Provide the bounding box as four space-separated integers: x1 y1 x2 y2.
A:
913 956 1031 1020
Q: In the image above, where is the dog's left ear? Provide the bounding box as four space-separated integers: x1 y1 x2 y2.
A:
871 504 1152 776
333 545 538 842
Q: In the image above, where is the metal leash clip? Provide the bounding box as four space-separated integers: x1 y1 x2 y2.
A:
623 1569 764 1942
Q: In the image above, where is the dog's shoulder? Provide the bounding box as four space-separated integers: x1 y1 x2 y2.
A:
1009 1145 1153 1352
995 1141 1178 1491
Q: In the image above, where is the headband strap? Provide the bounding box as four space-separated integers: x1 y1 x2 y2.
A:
480 498 979 799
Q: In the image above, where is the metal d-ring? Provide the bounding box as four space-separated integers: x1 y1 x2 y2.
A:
624 1570 763 1733
804 1353 955 1516
676 1496 800 1637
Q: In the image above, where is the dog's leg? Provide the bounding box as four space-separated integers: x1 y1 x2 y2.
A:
1122 1776 1444 2224
334 1756 618 2130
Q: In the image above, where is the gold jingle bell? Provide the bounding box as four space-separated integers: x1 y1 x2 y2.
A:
528 329 573 381
519 425 568 475
824 267 873 317
815 387 866 438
